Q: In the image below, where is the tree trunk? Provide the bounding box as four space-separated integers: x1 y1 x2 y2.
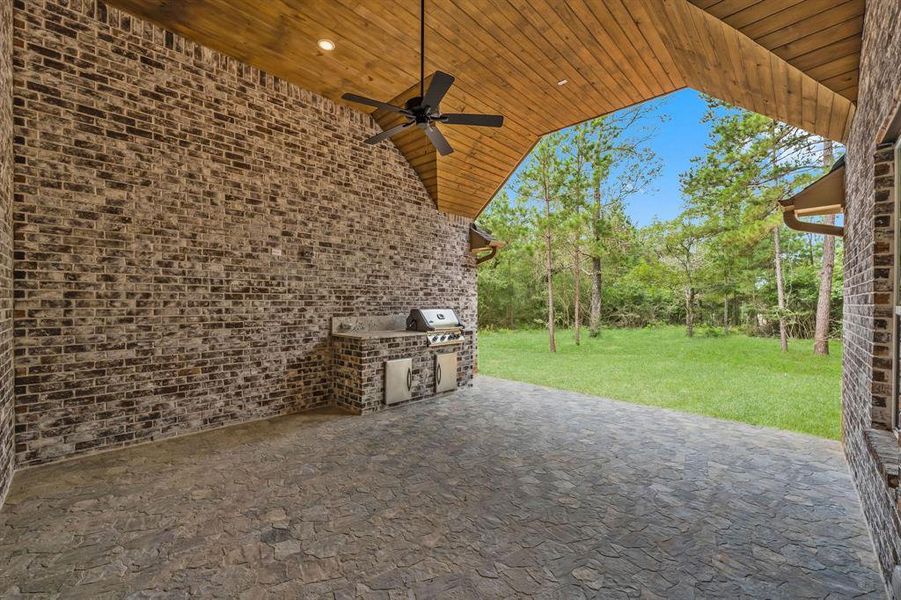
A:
589 184 603 338
544 196 557 353
814 140 836 355
590 256 602 337
770 122 788 352
573 247 581 345
723 296 730 334
773 225 788 352
685 287 695 337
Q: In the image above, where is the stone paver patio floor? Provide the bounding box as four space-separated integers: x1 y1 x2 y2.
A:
0 376 884 598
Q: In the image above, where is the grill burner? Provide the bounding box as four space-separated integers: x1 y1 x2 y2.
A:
407 308 465 346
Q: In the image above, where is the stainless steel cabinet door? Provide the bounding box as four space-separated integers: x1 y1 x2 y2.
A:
435 352 457 394
385 358 413 405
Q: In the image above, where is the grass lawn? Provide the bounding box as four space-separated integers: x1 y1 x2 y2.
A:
478 326 843 440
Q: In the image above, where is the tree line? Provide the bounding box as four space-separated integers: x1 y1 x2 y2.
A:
476 98 842 354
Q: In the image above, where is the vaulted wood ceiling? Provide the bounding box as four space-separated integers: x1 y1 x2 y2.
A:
104 0 862 218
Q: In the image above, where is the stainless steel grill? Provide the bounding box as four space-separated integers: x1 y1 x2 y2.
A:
406 308 465 346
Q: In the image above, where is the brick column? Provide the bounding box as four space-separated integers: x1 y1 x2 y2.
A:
872 143 897 428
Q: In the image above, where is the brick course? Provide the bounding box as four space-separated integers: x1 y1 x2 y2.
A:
0 0 15 505
842 0 901 592
11 0 476 468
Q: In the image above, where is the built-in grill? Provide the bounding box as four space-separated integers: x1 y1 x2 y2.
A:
406 308 465 346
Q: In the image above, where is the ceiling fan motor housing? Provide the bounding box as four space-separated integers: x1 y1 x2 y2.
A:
405 96 435 124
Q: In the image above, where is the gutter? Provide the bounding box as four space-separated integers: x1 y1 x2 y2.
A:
779 155 845 237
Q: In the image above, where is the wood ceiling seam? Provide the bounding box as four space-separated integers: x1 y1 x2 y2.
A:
820 69 858 92
836 84 858 98
576 0 667 97
800 73 819 133
714 15 755 113
547 1 651 103
500 0 629 108
441 154 513 179
440 176 502 197
637 0 693 90
785 62 804 130
814 82 834 136
438 127 526 164
656 0 707 93
828 95 850 141
716 0 780 22
739 0 852 39
788 36 862 72
754 1 865 50
842 102 855 142
804 53 861 81
619 0 686 89
449 0 614 118
429 0 586 127
443 149 524 175
436 198 480 213
721 0 808 31
604 0 681 90
772 16 863 60
439 185 493 205
692 0 722 10
693 5 729 77
769 51 791 125
485 0 620 115
687 3 729 100
694 0 760 20
741 36 769 116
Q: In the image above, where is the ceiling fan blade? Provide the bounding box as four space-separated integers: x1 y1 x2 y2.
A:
441 113 504 127
422 71 455 110
365 121 413 145
342 93 407 114
420 123 454 156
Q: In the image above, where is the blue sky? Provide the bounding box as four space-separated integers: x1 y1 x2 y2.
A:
496 88 716 227
623 89 712 226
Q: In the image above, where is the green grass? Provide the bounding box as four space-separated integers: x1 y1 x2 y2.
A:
478 326 843 439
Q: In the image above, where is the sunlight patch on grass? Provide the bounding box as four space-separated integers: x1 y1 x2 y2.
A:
478 327 842 440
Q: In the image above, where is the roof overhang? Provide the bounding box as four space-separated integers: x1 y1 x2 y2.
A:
101 0 863 219
779 156 845 237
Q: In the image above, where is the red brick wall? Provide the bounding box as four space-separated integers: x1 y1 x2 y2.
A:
842 0 901 591
11 0 477 467
0 0 15 505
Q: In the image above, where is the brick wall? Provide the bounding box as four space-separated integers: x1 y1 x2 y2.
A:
842 0 901 591
11 0 477 468
0 0 15 506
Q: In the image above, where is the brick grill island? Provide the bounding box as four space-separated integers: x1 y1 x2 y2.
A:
331 315 474 414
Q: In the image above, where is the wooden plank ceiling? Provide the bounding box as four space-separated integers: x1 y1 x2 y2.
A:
104 0 861 218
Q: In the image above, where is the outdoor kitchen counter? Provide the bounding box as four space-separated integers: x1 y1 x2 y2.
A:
330 329 424 340
331 329 475 414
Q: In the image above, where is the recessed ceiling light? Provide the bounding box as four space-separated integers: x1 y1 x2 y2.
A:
317 39 336 52
557 79 568 86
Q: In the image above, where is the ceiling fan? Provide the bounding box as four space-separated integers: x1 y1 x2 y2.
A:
341 0 504 156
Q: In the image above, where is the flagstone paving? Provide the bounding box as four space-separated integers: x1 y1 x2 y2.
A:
0 376 884 598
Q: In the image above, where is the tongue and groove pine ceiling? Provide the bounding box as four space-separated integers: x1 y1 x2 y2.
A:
103 0 864 218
